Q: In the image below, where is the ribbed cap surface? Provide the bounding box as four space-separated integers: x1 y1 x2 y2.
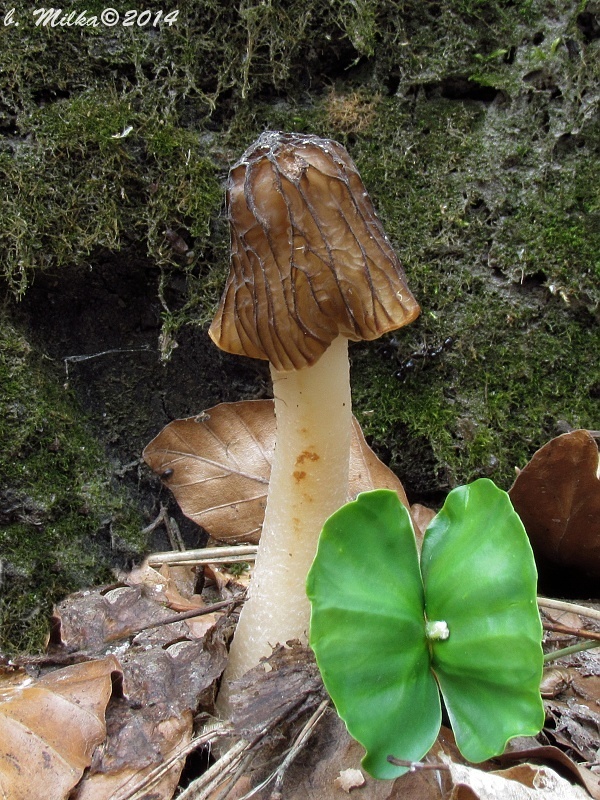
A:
209 131 420 371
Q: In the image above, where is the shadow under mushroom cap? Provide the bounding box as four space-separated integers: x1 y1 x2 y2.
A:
209 131 421 372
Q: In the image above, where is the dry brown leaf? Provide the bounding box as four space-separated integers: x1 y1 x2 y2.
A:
0 656 120 800
123 562 205 613
348 417 409 506
143 400 409 544
71 621 229 800
143 400 273 544
410 502 437 544
72 713 192 800
51 584 195 651
502 743 600 800
544 671 600 765
445 758 590 800
411 503 436 532
540 667 572 698
509 430 600 578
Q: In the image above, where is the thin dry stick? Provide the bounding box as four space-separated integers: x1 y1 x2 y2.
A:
103 597 242 643
538 597 600 622
233 700 331 800
211 750 257 800
147 545 258 567
269 699 330 800
543 621 600 642
114 725 229 800
167 514 186 552
177 738 252 800
142 505 186 551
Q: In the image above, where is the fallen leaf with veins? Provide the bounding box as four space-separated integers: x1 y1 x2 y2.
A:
0 656 120 800
509 430 600 578
143 400 410 544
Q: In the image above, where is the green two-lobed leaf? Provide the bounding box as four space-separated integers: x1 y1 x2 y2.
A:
307 479 544 780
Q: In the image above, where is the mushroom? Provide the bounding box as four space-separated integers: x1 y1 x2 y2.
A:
209 131 420 700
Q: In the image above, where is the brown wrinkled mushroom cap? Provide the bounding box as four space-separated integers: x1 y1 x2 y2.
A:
209 131 420 371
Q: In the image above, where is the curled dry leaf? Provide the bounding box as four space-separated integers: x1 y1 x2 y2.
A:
122 563 205 614
444 757 590 800
143 400 409 544
0 656 120 800
69 616 229 800
502 744 600 800
72 714 192 800
509 430 600 578
51 584 206 653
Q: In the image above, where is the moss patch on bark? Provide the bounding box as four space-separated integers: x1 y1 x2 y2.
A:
0 317 145 654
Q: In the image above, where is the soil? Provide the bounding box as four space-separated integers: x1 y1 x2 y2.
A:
10 250 270 552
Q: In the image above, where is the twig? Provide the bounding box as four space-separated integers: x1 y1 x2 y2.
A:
63 347 152 384
141 506 170 536
167 514 186 552
16 598 243 665
142 505 186 551
177 738 252 800
544 640 600 663
268 699 330 799
113 458 143 477
231 700 330 800
543 621 600 642
211 750 256 800
114 724 230 800
538 597 600 622
103 596 244 643
147 545 258 567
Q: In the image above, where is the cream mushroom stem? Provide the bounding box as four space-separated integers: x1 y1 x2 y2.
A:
217 334 352 709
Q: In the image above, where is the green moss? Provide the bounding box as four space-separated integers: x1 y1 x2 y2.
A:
346 89 598 492
197 1 598 496
0 0 598 618
0 317 146 655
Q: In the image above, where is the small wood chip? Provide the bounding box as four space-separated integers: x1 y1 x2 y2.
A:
334 768 365 793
